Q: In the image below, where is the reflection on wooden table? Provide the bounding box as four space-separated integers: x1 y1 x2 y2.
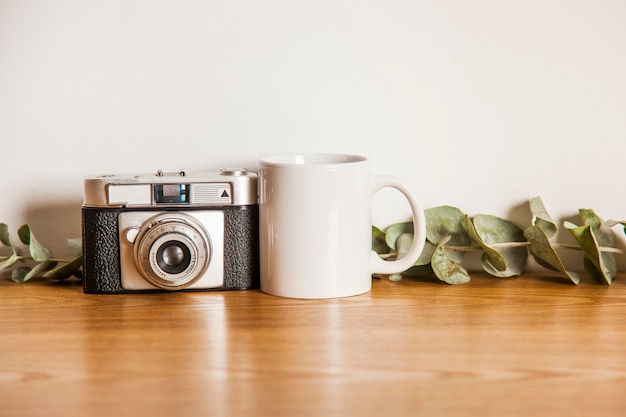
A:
1 273 625 417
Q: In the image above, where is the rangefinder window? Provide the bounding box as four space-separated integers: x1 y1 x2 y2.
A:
154 184 189 204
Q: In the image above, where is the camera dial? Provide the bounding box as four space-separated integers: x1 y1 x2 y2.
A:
133 213 211 290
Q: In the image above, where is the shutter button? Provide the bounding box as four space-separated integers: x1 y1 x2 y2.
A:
220 168 248 176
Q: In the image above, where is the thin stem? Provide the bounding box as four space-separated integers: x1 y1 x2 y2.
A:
377 240 625 259
0 255 77 263
442 242 624 255
442 242 530 251
47 257 79 263
556 243 624 254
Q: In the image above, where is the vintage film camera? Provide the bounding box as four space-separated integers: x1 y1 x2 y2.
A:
82 169 259 293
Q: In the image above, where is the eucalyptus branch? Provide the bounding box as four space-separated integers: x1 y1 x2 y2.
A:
373 197 626 286
381 241 625 256
0 223 82 283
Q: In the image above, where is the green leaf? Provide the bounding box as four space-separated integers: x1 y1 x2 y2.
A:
396 233 438 269
481 248 527 278
17 224 30 245
396 233 414 259
425 206 470 245
402 264 434 278
372 226 391 255
18 224 53 261
583 256 606 283
415 241 436 266
463 215 505 271
389 273 403 282
580 209 602 229
384 222 413 250
529 196 557 238
465 214 527 277
524 225 580 284
565 221 615 284
67 238 83 257
1 223 20 257
606 219 626 231
0 253 19 272
44 256 83 281
580 209 615 249
425 206 470 263
579 209 617 283
431 236 471 284
20 261 58 282
11 266 31 283
0 224 20 272
0 223 11 247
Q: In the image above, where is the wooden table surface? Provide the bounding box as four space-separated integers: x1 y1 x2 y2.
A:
1 273 625 417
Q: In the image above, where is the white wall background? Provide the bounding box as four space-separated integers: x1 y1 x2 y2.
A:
1 0 625 271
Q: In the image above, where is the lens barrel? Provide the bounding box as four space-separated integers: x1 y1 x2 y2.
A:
133 213 211 290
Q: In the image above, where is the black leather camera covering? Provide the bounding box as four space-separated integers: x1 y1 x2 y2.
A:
82 205 259 293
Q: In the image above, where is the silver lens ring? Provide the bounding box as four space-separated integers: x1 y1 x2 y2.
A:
133 213 211 290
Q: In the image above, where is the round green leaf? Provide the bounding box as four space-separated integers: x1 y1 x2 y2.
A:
425 206 470 263
524 225 580 284
583 255 606 283
529 196 557 238
463 215 505 271
567 210 617 285
480 248 527 278
425 206 470 246
466 214 527 276
11 266 32 283
565 222 615 284
44 256 83 281
415 241 436 266
22 261 57 282
372 226 391 255
580 209 616 249
395 233 414 259
17 224 30 245
0 223 11 247
606 220 626 234
384 222 413 250
431 236 471 284
0 253 19 272
402 264 434 278
67 238 83 257
389 273 403 282
18 224 53 261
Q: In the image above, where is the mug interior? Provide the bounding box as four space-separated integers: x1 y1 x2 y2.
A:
260 153 366 166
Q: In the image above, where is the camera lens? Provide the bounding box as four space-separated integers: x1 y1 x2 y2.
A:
156 241 192 274
133 213 211 290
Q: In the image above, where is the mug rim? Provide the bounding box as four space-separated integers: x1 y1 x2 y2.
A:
260 153 367 167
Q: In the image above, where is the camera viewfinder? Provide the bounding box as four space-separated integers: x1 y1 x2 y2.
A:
154 184 189 204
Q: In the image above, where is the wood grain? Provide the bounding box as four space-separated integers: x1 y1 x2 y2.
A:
1 273 626 417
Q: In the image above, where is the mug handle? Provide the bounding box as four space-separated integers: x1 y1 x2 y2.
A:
370 175 427 275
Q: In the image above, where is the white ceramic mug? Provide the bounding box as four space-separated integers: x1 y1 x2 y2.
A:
258 153 426 299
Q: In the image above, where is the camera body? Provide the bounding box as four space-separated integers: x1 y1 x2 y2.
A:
82 169 259 293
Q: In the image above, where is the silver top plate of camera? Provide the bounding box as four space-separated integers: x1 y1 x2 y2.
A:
83 169 257 207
